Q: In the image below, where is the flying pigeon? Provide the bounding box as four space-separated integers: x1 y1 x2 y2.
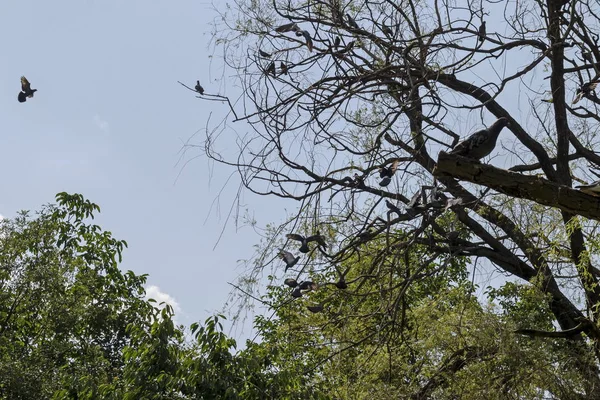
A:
266 61 276 76
279 250 300 271
284 278 298 288
287 233 327 253
306 304 324 313
572 81 598 104
379 159 400 186
576 180 600 196
346 14 360 29
18 76 37 103
449 117 510 160
195 81 204 94
259 49 272 58
280 62 288 75
478 21 486 43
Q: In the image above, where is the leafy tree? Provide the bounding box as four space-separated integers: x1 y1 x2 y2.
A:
195 0 600 396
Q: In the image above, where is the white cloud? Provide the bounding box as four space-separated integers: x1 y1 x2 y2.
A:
93 114 110 133
144 285 182 314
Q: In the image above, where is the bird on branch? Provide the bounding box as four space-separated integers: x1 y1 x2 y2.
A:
194 81 204 94
258 49 272 58
279 250 300 271
379 159 400 187
449 117 510 160
287 232 327 253
266 61 276 76
284 278 298 288
478 21 486 43
280 62 288 75
18 76 37 103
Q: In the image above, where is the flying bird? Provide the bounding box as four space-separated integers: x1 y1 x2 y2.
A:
287 233 327 253
449 117 510 160
280 62 289 75
284 278 298 288
478 21 486 43
18 76 37 103
279 250 300 271
572 81 598 104
195 81 204 94
576 180 600 196
379 159 400 187
258 49 272 58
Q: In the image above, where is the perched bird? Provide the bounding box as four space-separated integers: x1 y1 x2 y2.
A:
291 287 303 298
287 232 327 253
258 49 272 58
576 180 600 196
382 25 393 36
572 81 598 104
449 117 510 160
18 76 37 103
582 51 594 64
385 200 403 217
478 21 486 43
275 22 301 33
379 159 400 187
346 13 360 29
335 278 348 290
280 62 288 75
279 250 300 271
298 281 318 291
266 61 276 76
284 278 298 288
306 304 324 313
195 81 204 94
300 30 313 52
333 36 341 48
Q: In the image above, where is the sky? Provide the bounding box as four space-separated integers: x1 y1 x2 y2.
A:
0 1 283 337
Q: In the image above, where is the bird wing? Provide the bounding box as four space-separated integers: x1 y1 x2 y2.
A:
259 49 272 58
286 233 305 242
306 234 327 248
390 159 400 174
379 176 392 187
275 22 299 33
301 31 313 52
279 250 294 263
18 92 27 103
21 76 31 92
450 129 487 155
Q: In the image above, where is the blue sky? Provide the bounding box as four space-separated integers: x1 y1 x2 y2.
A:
0 1 281 335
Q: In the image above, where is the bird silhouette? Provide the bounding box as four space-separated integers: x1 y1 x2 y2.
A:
259 49 272 58
266 61 276 76
284 278 298 288
291 287 303 298
346 14 360 29
280 62 288 75
306 304 324 313
576 180 600 196
279 250 300 271
333 36 341 48
287 233 327 253
478 21 486 43
335 278 348 290
18 76 37 103
195 81 204 94
379 160 400 186
449 117 510 160
300 30 313 52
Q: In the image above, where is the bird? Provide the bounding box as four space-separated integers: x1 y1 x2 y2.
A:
287 233 327 253
300 30 313 52
291 287 303 298
333 36 341 48
306 304 324 313
275 22 301 33
385 200 403 217
280 62 288 75
572 81 598 104
284 278 298 288
335 278 348 290
298 281 318 291
266 61 276 76
258 49 272 58
346 14 360 29
18 76 37 103
449 117 510 160
478 21 486 43
382 25 393 36
379 160 400 187
195 81 204 94
576 180 600 196
279 250 300 271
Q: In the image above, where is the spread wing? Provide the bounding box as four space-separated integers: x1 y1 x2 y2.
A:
21 76 31 92
286 233 305 242
301 31 313 52
306 234 327 248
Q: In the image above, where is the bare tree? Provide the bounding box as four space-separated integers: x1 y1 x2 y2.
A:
190 0 600 395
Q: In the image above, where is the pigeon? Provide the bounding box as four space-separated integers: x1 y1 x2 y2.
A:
333 36 341 48
279 250 300 271
259 49 272 58
449 117 510 160
335 278 348 290
287 233 327 253
382 25 393 36
275 22 301 33
18 76 37 103
379 160 400 186
478 21 486 43
572 82 598 104
298 281 318 291
195 81 204 94
280 62 288 75
266 61 276 76
300 30 313 52
291 287 303 298
284 278 298 288
306 304 324 313
576 180 600 196
582 51 594 64
346 14 360 29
